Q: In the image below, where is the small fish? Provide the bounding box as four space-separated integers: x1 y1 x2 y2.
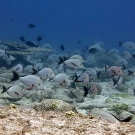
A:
69 55 84 62
20 36 25 42
11 71 44 90
26 41 37 47
53 73 69 86
28 23 35 28
9 19 13 22
77 40 82 44
64 59 85 69
88 69 101 79
1 85 23 99
88 44 106 53
74 72 89 83
37 36 42 42
12 64 23 73
32 67 55 80
60 44 64 50
105 65 123 76
119 41 135 49
122 51 132 59
83 84 98 97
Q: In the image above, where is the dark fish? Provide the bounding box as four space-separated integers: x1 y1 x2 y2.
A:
37 36 42 42
20 36 25 42
77 40 82 44
60 44 64 50
26 41 37 47
28 23 35 28
9 19 13 22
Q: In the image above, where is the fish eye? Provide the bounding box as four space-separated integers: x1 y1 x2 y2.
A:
38 83 40 85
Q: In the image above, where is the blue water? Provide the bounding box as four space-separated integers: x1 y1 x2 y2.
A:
0 0 135 52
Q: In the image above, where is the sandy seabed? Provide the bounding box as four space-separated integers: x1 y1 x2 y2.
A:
0 107 135 135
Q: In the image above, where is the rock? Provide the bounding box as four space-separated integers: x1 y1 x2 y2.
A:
28 99 77 113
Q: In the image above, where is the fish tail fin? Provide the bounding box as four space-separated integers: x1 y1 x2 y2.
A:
74 74 79 82
32 67 38 75
1 86 7 94
105 65 107 73
127 70 133 76
11 70 19 81
112 78 118 86
58 57 65 65
83 86 89 97
120 115 133 122
119 41 123 47
97 71 101 79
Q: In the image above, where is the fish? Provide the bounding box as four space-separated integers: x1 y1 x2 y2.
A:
112 76 123 88
1 85 23 99
32 67 55 80
77 40 82 44
89 110 133 122
60 44 64 50
20 36 25 42
69 55 84 62
83 84 98 97
74 72 89 83
88 69 101 79
9 19 13 22
122 51 132 59
12 64 23 73
105 65 123 76
53 73 69 86
64 59 85 69
11 71 44 90
26 41 38 47
119 41 135 49
116 58 128 66
88 44 106 54
37 36 42 42
28 23 35 28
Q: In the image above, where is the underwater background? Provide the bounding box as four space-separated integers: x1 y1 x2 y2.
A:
0 0 135 51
